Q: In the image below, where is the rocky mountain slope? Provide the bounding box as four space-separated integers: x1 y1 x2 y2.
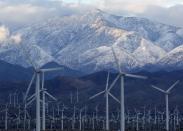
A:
0 9 183 73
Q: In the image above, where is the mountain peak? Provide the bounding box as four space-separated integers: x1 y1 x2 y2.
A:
0 10 183 73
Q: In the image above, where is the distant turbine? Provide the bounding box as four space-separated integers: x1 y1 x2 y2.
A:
79 107 85 131
151 80 180 131
90 71 120 131
9 93 12 105
1 105 8 130
76 87 79 103
61 104 67 130
110 46 147 131
70 92 73 104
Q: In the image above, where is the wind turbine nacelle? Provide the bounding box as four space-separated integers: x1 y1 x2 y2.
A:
36 69 42 73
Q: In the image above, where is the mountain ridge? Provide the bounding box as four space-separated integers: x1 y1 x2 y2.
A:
0 9 183 73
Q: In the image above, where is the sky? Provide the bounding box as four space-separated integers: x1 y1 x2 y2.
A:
0 0 183 27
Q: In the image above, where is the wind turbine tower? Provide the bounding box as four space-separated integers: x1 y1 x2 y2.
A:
110 46 147 131
151 80 179 131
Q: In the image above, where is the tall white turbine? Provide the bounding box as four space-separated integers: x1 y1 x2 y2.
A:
110 46 147 131
20 44 62 131
90 71 120 131
151 80 180 131
23 68 61 131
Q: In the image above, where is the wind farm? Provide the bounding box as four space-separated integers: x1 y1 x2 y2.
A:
0 45 182 131
0 0 183 131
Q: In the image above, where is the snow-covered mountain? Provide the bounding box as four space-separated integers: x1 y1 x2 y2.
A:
133 39 166 65
158 45 183 70
0 9 183 73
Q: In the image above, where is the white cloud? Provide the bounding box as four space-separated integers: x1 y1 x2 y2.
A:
0 25 22 44
0 2 53 24
139 5 183 27
10 33 22 44
0 26 9 43
96 0 183 27
0 0 183 27
98 0 183 13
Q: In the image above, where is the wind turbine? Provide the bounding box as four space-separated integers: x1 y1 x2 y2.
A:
20 44 62 131
151 80 180 131
71 105 79 130
135 109 141 131
110 46 147 131
76 87 79 103
41 72 57 131
1 105 8 130
60 104 67 130
79 107 85 131
13 91 17 107
23 67 61 131
70 92 73 104
90 71 120 131
9 93 12 105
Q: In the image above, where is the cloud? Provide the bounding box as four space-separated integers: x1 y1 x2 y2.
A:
0 2 53 24
0 25 22 44
96 0 183 27
139 4 183 27
77 0 183 27
89 0 183 12
0 0 94 26
0 26 9 43
0 0 183 28
10 33 22 44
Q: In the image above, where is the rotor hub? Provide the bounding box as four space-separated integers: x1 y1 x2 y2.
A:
36 69 41 73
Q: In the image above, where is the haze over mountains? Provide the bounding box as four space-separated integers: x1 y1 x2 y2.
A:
0 9 183 74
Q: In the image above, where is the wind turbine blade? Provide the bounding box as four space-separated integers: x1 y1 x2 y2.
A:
105 71 110 90
41 67 63 73
89 90 105 100
27 97 35 106
151 85 166 93
108 74 121 91
19 44 37 69
27 88 42 101
111 47 122 73
108 92 120 104
167 80 180 93
125 74 147 79
45 91 57 101
27 94 35 101
24 73 36 102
